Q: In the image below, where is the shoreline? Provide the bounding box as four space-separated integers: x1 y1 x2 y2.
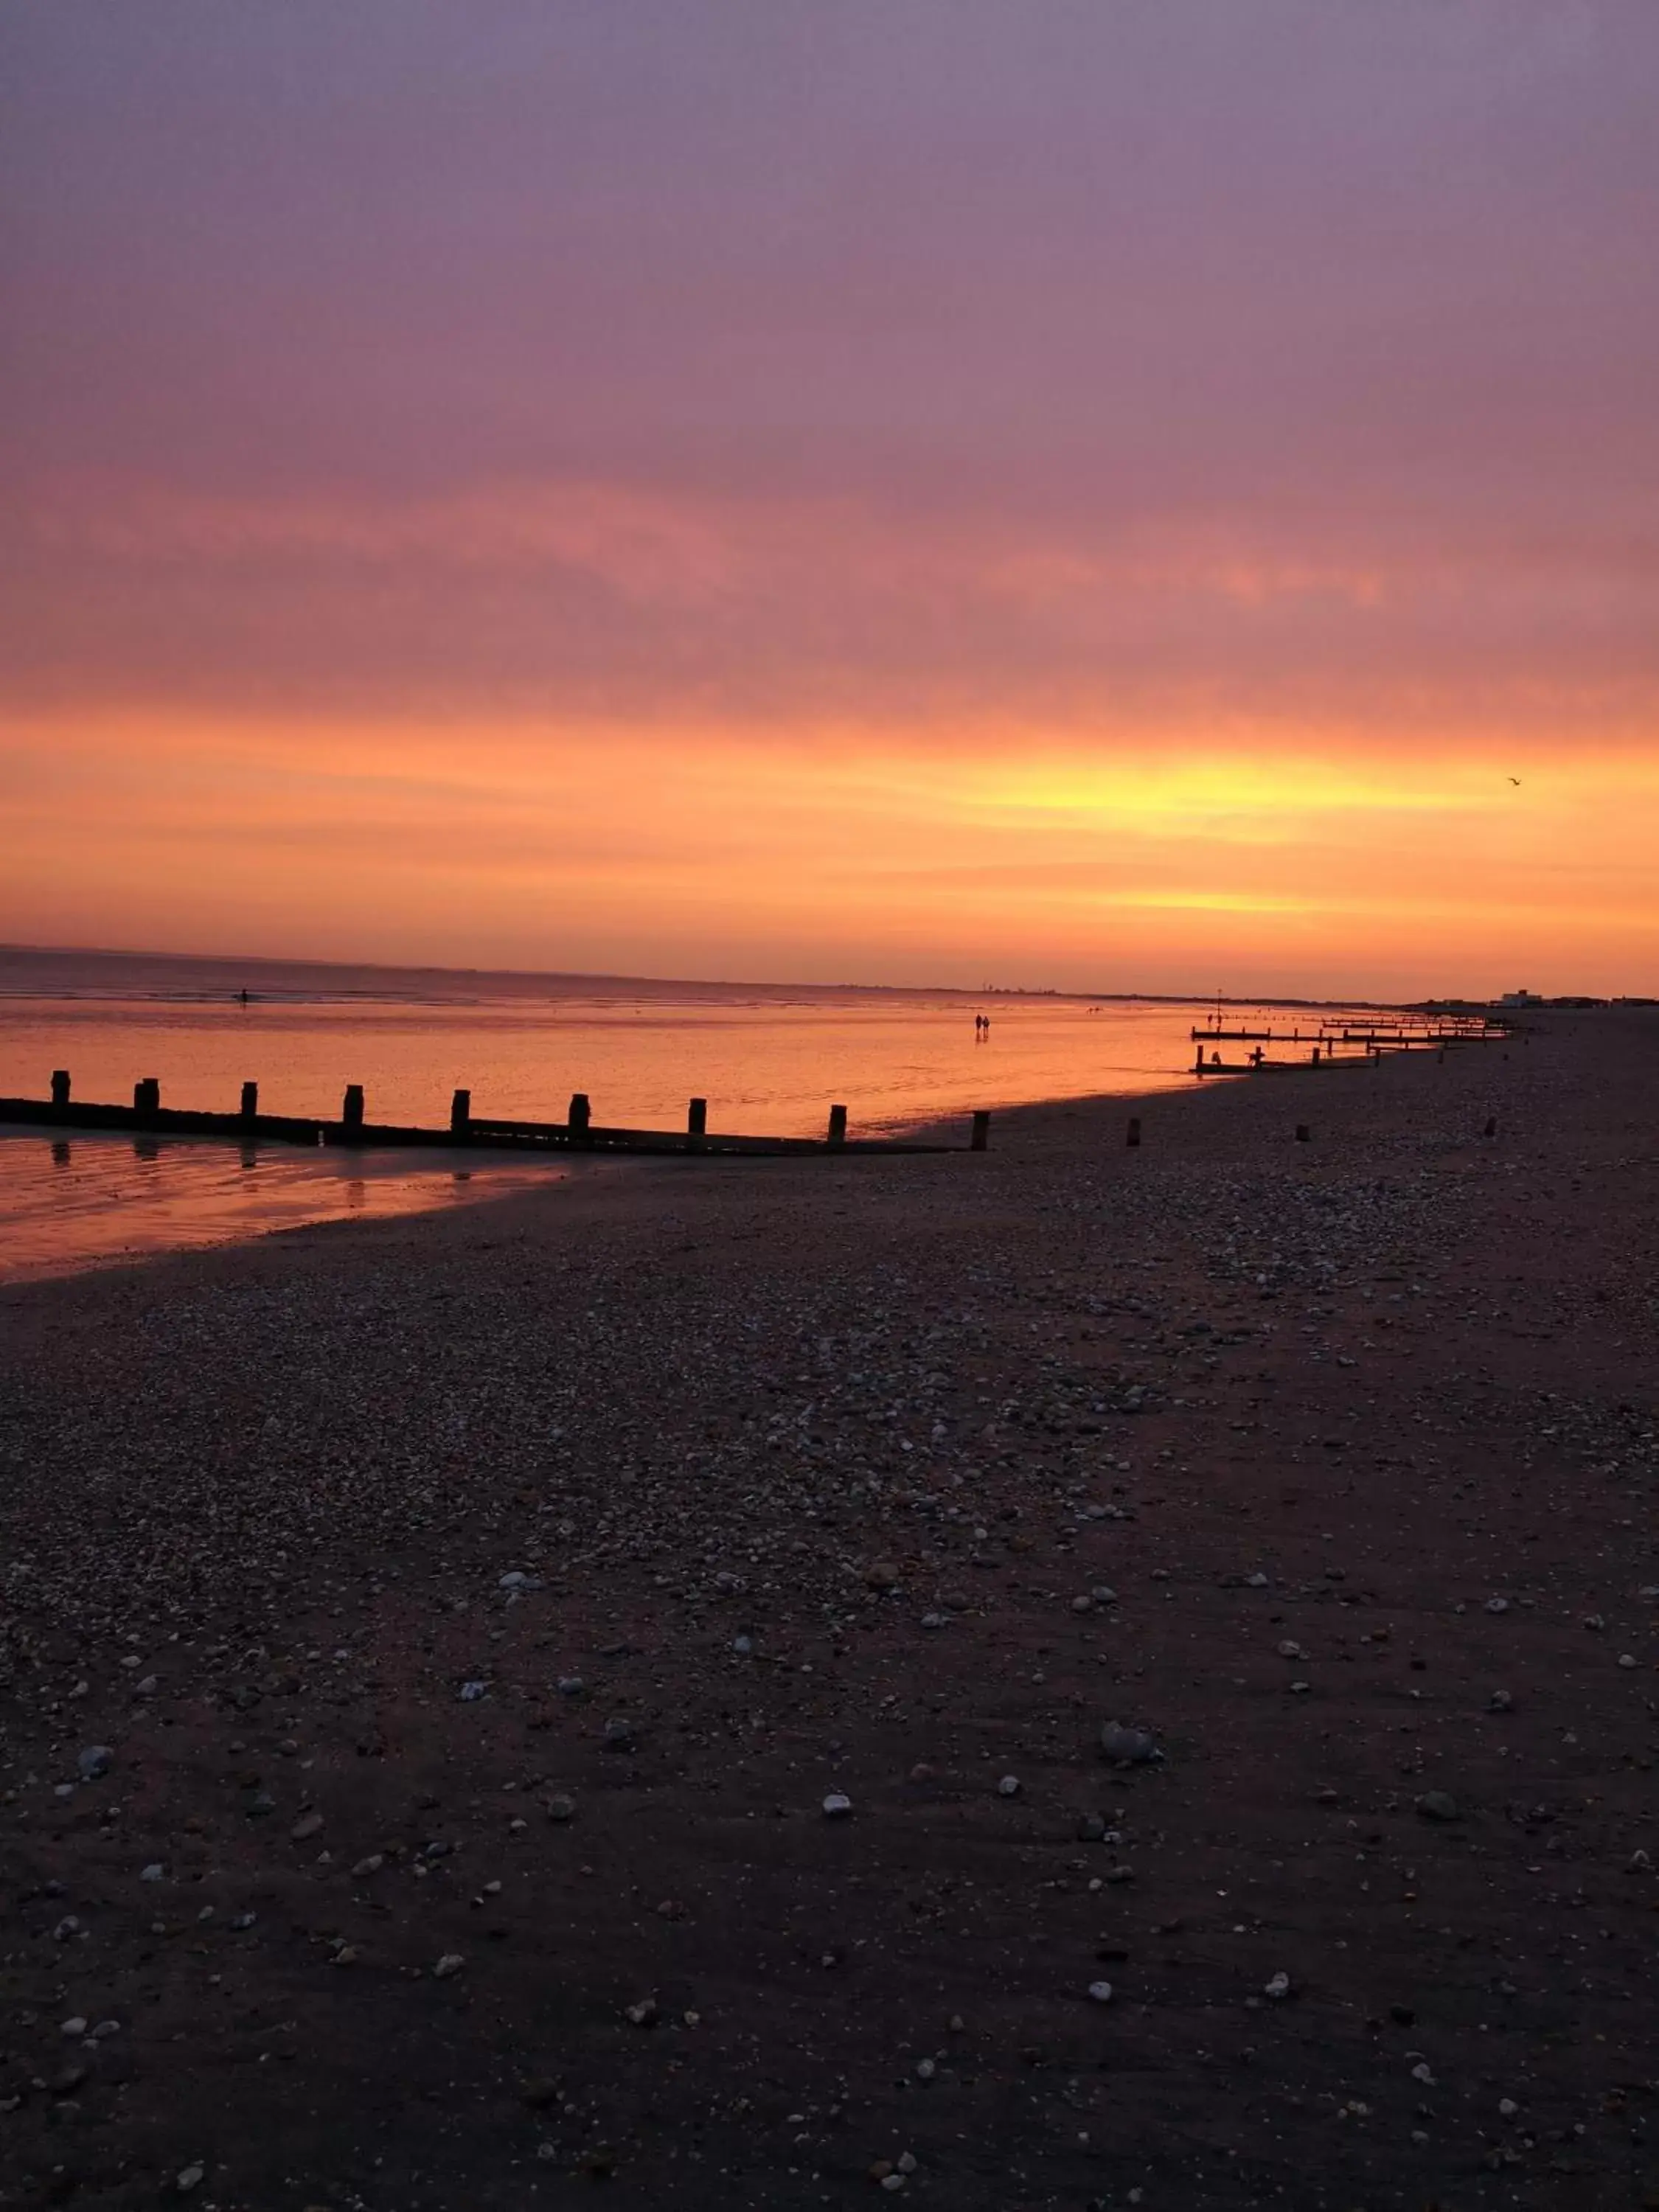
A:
0 1048 1208 1293
0 1012 1507 1293
1 1011 1655 2209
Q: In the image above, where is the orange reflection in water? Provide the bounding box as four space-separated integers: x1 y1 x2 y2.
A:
0 1133 562 1285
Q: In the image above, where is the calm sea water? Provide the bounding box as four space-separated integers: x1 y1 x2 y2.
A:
0 946 1362 1283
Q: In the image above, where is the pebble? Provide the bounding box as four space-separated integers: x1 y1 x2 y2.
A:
291 1812 324 1841
732 1635 753 1655
1092 1585 1117 1604
1087 1980 1113 2003
823 1792 852 1818
1484 1596 1511 1615
1245 1572 1270 1589
602 1717 636 1751
915 2058 935 2079
1411 2061 1436 2084
1071 1594 1093 1614
77 1745 113 1781
996 1774 1021 1797
1499 2097 1519 2118
1099 1722 1160 1764
140 1863 165 1882
459 1680 488 1702
175 2167 204 2195
433 1953 465 1979
545 1794 576 1823
557 1676 585 1697
1264 1972 1291 2000
1416 1790 1460 1822
1489 1690 1513 1712
864 1560 900 1590
1618 1654 1638 1669
60 2017 88 2038
351 1854 385 1877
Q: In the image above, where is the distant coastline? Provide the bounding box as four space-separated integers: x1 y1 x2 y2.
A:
4 939 1621 1009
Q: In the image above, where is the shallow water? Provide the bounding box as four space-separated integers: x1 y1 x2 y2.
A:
1 949 1208 1134
0 947 1376 1281
0 1133 560 1284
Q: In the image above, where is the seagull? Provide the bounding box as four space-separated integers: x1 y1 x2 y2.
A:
1506 776 1522 787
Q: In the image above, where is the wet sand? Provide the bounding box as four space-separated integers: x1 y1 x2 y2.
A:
1 1012 1655 2211
0 1134 569 1287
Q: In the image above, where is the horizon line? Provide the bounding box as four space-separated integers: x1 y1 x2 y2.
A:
0 937 1504 1011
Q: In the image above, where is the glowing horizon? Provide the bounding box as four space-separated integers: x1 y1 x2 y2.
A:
4 4 1657 998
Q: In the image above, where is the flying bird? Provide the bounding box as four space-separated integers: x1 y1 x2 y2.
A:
1507 776 1522 786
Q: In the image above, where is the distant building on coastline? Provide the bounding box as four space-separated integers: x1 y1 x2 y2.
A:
1498 989 1541 1006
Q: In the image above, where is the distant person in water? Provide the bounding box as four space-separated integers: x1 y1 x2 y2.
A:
237 989 249 1006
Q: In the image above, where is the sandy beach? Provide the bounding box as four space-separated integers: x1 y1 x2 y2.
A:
1 1012 1655 2212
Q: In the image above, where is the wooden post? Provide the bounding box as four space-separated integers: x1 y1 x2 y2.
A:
1295 1122 1311 1143
827 1104 848 1148
341 1084 365 1137
240 1081 258 1124
1311 1046 1322 1065
134 1077 160 1120
50 1070 70 1109
687 1097 707 1152
1126 1116 1141 1148
451 1088 471 1139
568 1093 591 1143
1483 1115 1498 1138
970 1110 990 1151
1194 1046 1205 1075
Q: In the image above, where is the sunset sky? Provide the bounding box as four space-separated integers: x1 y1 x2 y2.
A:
4 2 1657 996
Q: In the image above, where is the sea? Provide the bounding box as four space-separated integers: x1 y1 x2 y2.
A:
0 945 1366 1284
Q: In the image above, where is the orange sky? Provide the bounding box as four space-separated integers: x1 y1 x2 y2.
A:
4 5 1658 997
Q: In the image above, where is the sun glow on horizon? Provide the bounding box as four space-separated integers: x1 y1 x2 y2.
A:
4 706 1655 998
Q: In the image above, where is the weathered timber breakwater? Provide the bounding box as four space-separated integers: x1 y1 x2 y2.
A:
1190 1013 1511 1075
0 1074 991 1155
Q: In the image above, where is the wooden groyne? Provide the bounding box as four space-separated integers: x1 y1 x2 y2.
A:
1189 1019 1503 1045
1189 1018 1511 1078
0 1074 990 1157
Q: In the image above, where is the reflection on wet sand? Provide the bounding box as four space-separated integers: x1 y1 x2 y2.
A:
0 1133 566 1285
